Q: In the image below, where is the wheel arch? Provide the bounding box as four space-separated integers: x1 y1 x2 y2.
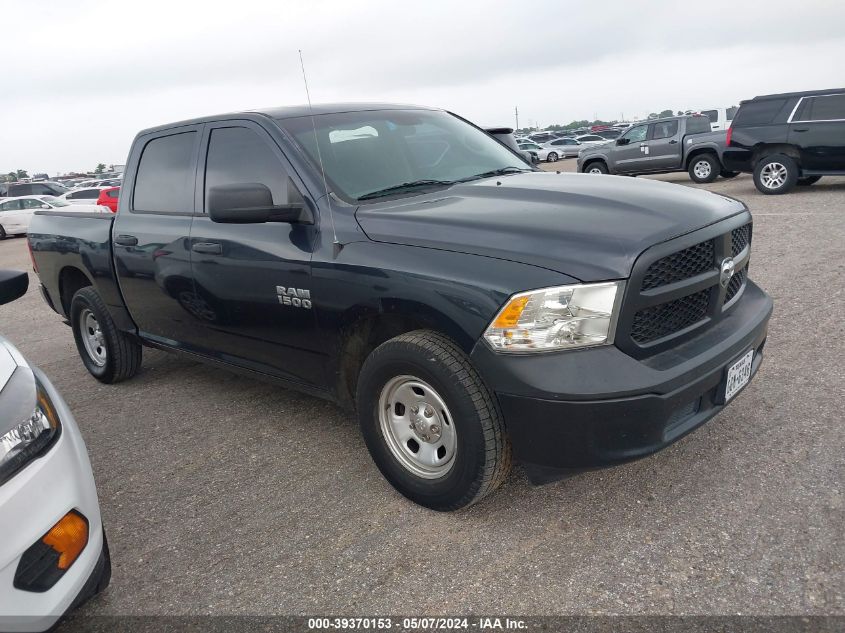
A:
581 157 609 172
684 147 720 169
58 265 94 317
750 143 801 167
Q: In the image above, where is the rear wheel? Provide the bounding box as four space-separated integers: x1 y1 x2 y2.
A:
584 161 608 174
356 331 511 511
797 175 822 186
546 152 559 162
688 154 720 183
0 225 6 240
753 154 798 194
70 287 142 383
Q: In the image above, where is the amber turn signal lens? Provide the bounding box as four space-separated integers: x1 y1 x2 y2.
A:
491 295 530 329
43 511 89 570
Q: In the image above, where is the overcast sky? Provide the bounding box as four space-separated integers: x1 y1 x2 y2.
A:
2 0 844 175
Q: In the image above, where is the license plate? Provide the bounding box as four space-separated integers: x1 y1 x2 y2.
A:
724 349 754 402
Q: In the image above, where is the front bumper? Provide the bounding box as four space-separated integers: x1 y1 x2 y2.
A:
0 367 109 633
470 281 773 484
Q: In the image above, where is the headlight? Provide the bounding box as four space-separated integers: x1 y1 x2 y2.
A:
0 383 61 484
484 281 625 352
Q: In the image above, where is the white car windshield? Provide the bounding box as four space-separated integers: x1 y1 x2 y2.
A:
279 109 531 202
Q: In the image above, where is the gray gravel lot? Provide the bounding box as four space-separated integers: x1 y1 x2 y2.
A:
1 165 843 618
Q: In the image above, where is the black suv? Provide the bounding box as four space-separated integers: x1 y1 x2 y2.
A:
0 181 69 197
723 88 845 194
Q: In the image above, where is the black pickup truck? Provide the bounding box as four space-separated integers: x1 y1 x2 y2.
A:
27 103 773 510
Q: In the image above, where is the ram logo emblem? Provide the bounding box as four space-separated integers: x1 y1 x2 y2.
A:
276 286 312 309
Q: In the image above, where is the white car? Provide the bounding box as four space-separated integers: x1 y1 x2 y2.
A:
59 188 109 205
542 137 583 158
517 141 562 162
0 197 108 239
0 270 111 633
574 134 613 147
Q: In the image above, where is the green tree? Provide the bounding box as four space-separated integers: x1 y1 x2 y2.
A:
94 163 106 174
677 111 684 116
659 109 674 118
6 172 17 182
15 169 29 179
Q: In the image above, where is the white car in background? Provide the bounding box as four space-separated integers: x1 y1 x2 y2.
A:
574 134 613 147
517 141 562 162
0 197 108 239
0 270 111 632
59 188 109 206
543 137 583 158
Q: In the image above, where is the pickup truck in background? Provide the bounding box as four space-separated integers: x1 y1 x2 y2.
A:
28 103 772 511
577 115 738 183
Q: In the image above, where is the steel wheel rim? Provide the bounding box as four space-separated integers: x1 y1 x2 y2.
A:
588 167 603 174
80 308 107 366
761 162 787 189
694 160 712 179
378 375 457 479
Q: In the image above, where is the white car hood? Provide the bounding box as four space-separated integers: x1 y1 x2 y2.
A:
0 337 36 427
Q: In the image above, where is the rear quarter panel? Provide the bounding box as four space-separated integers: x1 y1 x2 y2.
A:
27 212 124 320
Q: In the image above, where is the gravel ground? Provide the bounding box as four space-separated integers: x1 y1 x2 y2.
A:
0 164 842 620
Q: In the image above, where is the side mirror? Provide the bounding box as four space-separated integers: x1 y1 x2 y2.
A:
40 204 51 210
0 270 28 306
207 183 313 225
616 138 630 146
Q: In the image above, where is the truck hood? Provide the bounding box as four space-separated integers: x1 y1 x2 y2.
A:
354 172 747 281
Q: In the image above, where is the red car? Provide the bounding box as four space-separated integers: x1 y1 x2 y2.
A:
97 186 120 212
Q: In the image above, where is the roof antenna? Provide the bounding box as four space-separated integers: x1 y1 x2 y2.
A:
299 49 342 257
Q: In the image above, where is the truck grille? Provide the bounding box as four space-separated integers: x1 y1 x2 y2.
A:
641 240 715 290
631 290 710 344
617 219 752 355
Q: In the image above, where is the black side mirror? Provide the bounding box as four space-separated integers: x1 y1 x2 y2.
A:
616 138 630 146
207 183 313 225
0 270 28 306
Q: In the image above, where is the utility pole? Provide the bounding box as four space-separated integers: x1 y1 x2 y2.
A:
514 106 519 132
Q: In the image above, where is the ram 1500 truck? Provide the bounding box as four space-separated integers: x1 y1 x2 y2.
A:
27 103 773 511
578 115 737 183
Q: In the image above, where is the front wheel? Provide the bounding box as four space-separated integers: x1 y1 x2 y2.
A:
753 154 798 194
546 152 559 162
584 161 608 174
0 225 6 240
688 154 720 183
797 175 822 186
70 287 142 383
356 331 511 511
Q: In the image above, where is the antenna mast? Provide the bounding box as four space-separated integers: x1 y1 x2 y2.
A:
298 50 340 255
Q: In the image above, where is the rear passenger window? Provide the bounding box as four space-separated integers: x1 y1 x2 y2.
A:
686 117 712 134
732 99 787 126
133 132 197 213
204 126 303 210
804 94 845 121
652 120 679 139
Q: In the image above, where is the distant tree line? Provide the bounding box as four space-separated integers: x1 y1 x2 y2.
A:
518 107 715 133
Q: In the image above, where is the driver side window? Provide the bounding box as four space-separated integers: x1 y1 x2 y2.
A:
622 125 648 143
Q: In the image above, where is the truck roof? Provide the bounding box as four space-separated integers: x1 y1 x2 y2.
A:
137 102 439 136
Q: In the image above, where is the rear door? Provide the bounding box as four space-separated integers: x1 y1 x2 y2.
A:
0 199 24 234
112 125 205 349
187 121 324 387
788 93 845 171
645 119 682 170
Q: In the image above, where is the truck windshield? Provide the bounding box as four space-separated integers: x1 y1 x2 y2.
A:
278 109 531 202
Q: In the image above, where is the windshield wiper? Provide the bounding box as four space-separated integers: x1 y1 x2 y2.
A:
458 166 533 182
357 179 456 201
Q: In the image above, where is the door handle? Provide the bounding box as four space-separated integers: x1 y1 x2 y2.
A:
192 242 222 255
668 139 679 144
114 234 138 246
792 128 809 132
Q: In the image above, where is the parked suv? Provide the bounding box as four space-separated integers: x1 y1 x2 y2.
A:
723 88 845 194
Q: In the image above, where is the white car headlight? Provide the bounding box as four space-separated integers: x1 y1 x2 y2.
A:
484 282 625 352
0 383 61 484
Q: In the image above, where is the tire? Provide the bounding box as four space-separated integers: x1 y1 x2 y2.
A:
70 287 142 383
688 154 720 183
546 152 559 162
356 330 512 511
584 161 608 174
0 225 6 240
797 175 822 186
720 170 740 179
753 154 798 195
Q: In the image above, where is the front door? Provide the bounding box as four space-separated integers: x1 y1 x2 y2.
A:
188 121 325 388
613 123 650 172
